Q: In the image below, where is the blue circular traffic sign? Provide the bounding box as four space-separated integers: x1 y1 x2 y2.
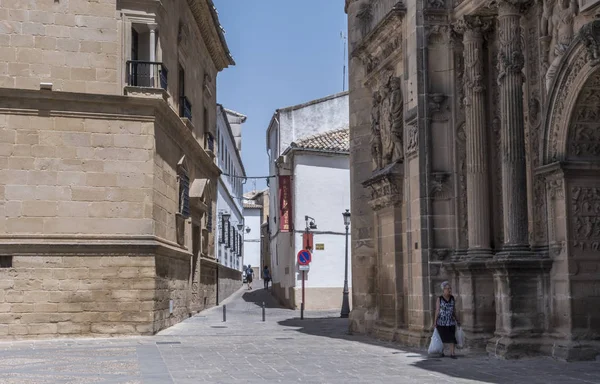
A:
297 249 311 265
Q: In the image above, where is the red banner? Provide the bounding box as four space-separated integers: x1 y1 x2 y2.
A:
279 175 292 232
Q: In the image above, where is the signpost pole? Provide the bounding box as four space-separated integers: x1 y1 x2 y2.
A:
301 270 305 320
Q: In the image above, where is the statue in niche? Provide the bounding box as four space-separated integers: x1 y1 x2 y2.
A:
379 80 394 165
370 75 405 170
545 0 578 91
370 91 383 171
390 77 404 163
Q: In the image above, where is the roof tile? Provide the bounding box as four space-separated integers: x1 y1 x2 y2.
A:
294 128 349 152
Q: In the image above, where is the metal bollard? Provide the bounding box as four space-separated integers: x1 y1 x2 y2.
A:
223 305 226 322
262 302 265 322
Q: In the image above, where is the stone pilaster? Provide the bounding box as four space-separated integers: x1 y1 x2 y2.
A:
459 17 493 257
496 1 530 255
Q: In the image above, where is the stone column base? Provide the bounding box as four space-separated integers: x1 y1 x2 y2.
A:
485 256 553 359
543 340 600 361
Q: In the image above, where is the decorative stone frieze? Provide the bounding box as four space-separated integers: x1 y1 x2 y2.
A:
362 163 403 211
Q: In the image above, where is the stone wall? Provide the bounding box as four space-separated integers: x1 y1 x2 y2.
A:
0 254 156 339
199 259 217 310
217 263 242 303
0 0 121 94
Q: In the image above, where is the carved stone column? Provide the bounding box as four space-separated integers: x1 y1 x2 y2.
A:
496 1 530 255
459 17 493 257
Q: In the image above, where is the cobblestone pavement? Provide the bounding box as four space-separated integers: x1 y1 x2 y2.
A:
0 285 599 383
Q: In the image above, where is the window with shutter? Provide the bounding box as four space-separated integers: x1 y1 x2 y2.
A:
227 220 231 248
220 214 225 243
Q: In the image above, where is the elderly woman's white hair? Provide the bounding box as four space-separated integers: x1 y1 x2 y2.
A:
440 281 450 290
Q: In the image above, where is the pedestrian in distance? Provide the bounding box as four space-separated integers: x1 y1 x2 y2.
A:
263 265 271 290
432 281 460 358
246 264 254 290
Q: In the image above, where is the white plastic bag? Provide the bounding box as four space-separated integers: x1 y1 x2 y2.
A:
455 326 465 349
428 328 444 355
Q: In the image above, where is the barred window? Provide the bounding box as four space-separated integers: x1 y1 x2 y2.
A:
207 201 213 232
178 170 190 218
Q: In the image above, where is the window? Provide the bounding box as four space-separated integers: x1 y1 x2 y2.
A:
227 220 231 248
204 107 209 132
0 256 12 268
206 201 213 233
178 169 190 218
220 214 226 243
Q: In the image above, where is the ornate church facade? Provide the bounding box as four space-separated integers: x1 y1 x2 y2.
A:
346 0 600 360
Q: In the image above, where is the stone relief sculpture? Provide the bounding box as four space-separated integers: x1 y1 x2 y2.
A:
371 91 383 170
390 77 404 163
543 0 579 91
370 76 404 171
379 81 394 165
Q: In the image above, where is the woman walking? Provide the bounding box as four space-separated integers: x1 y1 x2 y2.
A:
433 281 460 358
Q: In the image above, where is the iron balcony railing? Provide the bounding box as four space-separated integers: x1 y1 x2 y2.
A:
126 60 168 89
180 96 192 121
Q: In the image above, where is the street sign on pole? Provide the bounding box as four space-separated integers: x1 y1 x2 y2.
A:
299 265 310 271
297 249 311 265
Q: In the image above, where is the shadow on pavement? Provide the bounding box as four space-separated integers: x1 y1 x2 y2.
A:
241 286 282 308
278 316 506 384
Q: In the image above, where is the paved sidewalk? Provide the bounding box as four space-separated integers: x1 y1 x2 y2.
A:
0 285 599 383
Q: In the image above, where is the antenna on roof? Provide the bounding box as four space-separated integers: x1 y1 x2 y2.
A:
341 31 347 92
252 179 257 193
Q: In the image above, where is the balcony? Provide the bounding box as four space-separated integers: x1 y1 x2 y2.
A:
126 60 168 89
180 96 192 122
205 133 215 159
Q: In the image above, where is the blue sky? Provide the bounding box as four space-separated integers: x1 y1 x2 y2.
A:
213 0 348 193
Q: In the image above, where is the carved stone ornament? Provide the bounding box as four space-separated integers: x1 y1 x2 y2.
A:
371 75 404 171
362 164 403 211
571 186 600 250
430 172 451 199
431 248 452 261
428 93 448 115
356 1 373 36
578 19 600 66
427 25 450 45
546 178 564 199
427 0 445 9
406 121 418 157
452 15 493 37
542 0 579 91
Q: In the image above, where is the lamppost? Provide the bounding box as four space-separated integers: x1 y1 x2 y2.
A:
341 209 351 318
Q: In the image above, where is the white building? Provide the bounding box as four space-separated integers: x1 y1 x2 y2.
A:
242 199 262 277
265 92 351 310
215 105 246 271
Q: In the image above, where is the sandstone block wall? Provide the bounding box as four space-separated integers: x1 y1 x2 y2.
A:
0 255 157 339
0 0 120 94
199 259 217 310
0 113 154 235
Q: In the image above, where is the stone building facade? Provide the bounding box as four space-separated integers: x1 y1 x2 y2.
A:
346 0 600 360
0 0 233 338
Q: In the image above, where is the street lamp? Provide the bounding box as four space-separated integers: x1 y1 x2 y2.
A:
237 223 244 231
341 209 351 318
222 212 231 222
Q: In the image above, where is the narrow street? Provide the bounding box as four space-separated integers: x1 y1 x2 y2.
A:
0 285 598 383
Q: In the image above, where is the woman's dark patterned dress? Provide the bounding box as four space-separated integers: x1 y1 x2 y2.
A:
436 295 457 344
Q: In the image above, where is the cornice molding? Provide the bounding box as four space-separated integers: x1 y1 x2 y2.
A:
186 0 235 72
0 235 191 260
